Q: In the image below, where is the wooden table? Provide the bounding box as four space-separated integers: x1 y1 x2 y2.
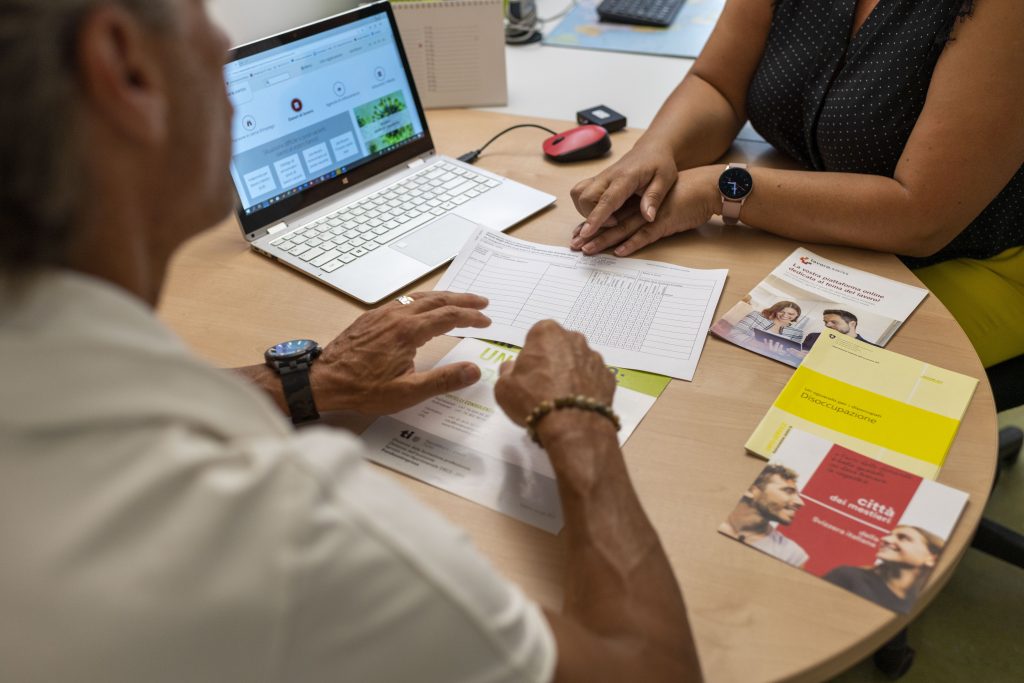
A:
158 110 998 682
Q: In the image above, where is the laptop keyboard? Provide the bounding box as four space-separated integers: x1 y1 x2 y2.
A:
267 161 500 274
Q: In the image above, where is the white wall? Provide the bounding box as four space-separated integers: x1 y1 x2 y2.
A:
208 0 363 45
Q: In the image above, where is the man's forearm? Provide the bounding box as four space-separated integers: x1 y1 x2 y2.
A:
230 363 358 416
539 411 701 681
232 364 289 413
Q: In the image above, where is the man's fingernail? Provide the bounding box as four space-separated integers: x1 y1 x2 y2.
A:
462 365 479 383
646 206 656 221
615 247 626 256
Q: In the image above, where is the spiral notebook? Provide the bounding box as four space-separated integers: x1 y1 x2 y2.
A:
391 0 508 108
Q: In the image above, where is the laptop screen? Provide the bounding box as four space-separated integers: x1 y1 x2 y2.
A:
225 2 433 234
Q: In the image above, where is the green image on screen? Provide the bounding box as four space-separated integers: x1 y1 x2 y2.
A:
355 91 415 154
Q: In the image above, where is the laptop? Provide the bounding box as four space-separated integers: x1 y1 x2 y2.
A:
225 1 555 303
751 328 804 353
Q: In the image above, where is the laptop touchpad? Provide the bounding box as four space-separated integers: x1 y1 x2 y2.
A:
389 214 480 267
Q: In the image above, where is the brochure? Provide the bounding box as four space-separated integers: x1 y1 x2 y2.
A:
746 333 978 479
720 429 969 614
710 248 928 367
360 338 670 533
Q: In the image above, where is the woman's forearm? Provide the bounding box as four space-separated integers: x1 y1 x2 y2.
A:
693 165 960 258
636 73 746 173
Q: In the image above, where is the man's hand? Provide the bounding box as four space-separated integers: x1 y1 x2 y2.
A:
311 291 491 415
494 320 615 426
496 320 703 682
571 166 719 257
570 143 679 241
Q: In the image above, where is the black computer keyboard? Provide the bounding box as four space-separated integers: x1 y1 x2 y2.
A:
596 0 686 27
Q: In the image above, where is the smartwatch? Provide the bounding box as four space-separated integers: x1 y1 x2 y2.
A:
264 339 322 424
718 163 754 225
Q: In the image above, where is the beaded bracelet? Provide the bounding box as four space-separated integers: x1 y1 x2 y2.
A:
525 395 621 446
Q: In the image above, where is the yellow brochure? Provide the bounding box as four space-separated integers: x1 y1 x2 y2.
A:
746 333 978 479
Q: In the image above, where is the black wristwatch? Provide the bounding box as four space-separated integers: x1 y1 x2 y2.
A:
265 339 322 424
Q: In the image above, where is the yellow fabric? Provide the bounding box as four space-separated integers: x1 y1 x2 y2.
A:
914 247 1024 368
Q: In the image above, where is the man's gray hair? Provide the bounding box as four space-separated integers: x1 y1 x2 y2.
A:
0 0 173 276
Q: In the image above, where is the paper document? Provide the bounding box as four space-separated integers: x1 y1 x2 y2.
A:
746 334 978 479
361 338 670 532
435 228 728 380
711 248 928 367
722 428 968 613
391 0 508 108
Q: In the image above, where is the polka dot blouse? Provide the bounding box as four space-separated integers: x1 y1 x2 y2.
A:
746 0 1023 268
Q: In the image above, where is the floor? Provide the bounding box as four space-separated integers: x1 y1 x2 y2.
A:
831 406 1024 683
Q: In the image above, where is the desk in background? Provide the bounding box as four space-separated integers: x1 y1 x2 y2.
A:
158 109 998 682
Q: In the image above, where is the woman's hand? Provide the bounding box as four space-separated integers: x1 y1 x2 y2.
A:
570 166 720 257
570 142 679 241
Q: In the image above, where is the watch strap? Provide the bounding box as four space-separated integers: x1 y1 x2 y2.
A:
279 362 319 424
721 163 748 226
722 198 743 226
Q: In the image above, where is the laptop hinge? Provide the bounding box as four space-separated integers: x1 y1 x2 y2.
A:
407 158 427 169
266 222 289 235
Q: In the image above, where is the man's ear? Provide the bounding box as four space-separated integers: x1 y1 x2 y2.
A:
75 4 168 145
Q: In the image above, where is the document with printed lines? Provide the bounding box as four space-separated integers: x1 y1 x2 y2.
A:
435 228 728 380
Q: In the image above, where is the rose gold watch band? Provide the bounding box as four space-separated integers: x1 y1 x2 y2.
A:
721 162 747 226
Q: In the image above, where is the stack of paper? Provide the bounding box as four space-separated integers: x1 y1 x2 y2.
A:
746 334 978 479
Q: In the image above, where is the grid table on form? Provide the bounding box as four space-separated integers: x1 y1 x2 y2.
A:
439 228 728 380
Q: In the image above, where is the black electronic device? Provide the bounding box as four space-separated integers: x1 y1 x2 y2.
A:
577 105 627 133
596 0 686 27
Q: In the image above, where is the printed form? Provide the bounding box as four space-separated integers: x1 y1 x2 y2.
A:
361 339 670 532
435 228 729 380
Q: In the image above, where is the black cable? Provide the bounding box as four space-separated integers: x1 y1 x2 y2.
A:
457 123 559 164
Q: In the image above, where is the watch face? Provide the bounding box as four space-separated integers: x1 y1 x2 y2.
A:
719 167 753 200
267 339 319 360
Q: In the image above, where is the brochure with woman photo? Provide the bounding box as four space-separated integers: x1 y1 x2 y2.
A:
719 429 969 614
710 248 928 367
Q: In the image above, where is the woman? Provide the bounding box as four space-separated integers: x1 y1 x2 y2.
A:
824 526 944 613
569 0 1024 369
726 300 803 344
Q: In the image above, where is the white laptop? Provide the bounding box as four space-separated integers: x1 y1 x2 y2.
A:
225 1 555 304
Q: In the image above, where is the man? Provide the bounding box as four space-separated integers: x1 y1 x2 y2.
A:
801 309 872 352
0 2 701 681
718 464 809 568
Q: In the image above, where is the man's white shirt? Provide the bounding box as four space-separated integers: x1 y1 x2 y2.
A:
0 271 555 683
750 527 809 567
